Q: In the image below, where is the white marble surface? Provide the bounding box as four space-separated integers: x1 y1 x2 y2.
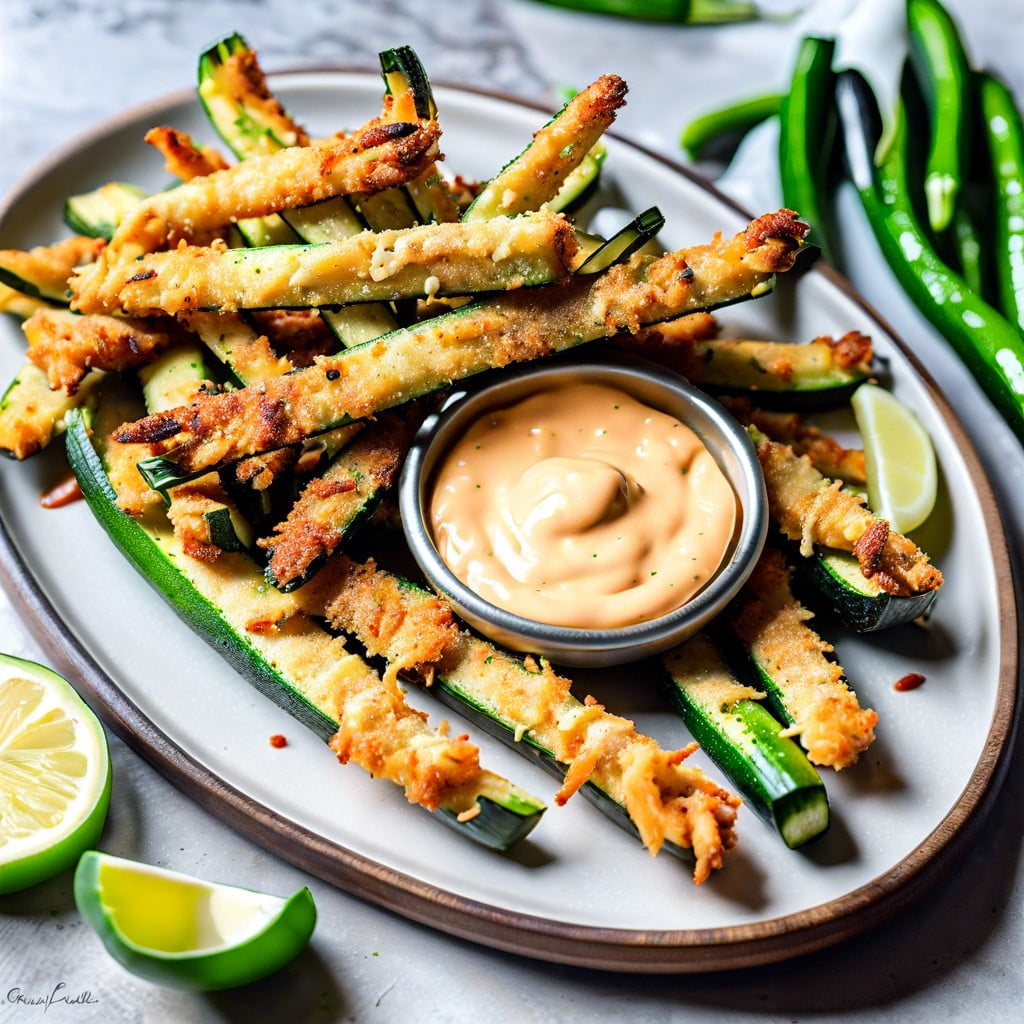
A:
1 0 1023 1020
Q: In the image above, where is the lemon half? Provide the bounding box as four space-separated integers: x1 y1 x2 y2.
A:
851 383 938 534
74 851 317 990
0 652 111 894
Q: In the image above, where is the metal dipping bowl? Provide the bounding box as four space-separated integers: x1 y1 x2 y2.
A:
399 357 768 667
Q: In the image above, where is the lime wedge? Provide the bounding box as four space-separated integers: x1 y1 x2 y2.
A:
74 851 317 990
851 383 938 533
0 652 111 894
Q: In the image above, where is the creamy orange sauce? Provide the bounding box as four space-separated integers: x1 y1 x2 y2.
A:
429 381 738 629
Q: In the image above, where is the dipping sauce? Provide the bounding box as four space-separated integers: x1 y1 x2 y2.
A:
429 380 738 629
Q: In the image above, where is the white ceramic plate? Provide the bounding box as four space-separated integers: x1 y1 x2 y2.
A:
0 71 1016 972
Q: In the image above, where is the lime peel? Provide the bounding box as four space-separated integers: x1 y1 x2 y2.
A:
851 382 938 534
0 652 111 894
74 851 316 990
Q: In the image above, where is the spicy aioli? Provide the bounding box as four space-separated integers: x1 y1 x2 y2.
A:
429 381 738 629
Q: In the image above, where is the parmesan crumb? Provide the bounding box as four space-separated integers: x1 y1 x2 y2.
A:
456 803 482 823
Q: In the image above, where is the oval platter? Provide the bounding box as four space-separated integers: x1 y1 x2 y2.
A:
0 69 1016 972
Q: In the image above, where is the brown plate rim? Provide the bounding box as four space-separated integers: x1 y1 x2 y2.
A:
0 68 1017 974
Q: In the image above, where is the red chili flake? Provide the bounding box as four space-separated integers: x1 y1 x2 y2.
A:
269 734 288 749
894 672 926 692
39 475 84 509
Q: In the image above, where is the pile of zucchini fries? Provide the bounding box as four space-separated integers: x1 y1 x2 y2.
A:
0 35 941 884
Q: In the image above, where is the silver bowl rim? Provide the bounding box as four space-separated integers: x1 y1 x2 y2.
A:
399 355 768 657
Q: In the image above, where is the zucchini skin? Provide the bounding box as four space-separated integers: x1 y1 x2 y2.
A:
66 409 338 740
662 638 829 850
802 549 939 632
705 379 864 412
197 33 402 350
65 410 543 850
685 337 870 411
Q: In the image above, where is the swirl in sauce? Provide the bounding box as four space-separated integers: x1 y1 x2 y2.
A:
429 381 738 629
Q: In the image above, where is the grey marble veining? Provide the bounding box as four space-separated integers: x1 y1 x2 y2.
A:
1 1 1023 1021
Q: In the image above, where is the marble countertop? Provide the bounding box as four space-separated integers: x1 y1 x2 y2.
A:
1 1 1022 1020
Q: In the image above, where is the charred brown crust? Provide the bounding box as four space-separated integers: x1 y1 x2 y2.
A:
358 121 419 148
144 126 231 180
260 411 419 589
825 330 874 373
852 518 890 577
24 308 187 393
118 416 182 445
574 73 628 124
744 209 809 250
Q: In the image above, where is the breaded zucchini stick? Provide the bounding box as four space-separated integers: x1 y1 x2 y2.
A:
300 556 742 884
752 429 942 596
87 211 581 316
0 364 104 459
0 236 105 302
70 118 442 310
723 398 867 485
261 410 421 591
731 548 877 769
624 325 873 395
115 211 808 489
23 307 188 393
464 74 628 220
144 126 231 179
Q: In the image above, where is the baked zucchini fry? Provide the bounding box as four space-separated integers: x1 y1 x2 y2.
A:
751 428 943 597
723 399 867 486
66 399 545 849
0 363 103 460
299 557 741 884
145 124 301 251
149 124 301 252
197 35 401 347
261 410 421 592
0 236 105 303
661 632 829 848
624 324 873 409
23 307 188 393
87 211 581 316
122 211 809 491
197 34 311 157
463 74 627 221
378 46 462 224
140 341 254 559
730 548 877 770
70 116 442 310
185 311 293 384
144 126 231 179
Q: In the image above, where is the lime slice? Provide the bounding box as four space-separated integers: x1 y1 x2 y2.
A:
0 652 111 894
851 382 938 534
74 851 317 990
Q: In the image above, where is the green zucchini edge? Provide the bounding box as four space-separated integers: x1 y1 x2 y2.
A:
65 408 544 850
